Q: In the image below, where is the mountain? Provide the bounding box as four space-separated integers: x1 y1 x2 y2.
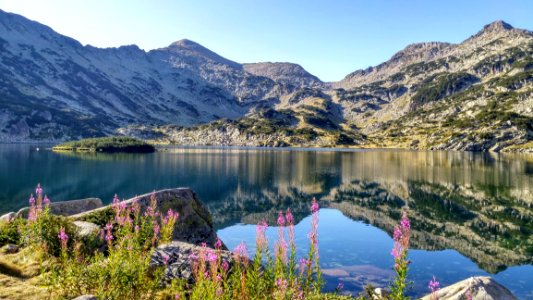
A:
0 10 532 151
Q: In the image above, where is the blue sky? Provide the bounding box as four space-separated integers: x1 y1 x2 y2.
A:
0 0 532 81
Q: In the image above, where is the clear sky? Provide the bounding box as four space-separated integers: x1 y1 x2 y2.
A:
0 0 532 81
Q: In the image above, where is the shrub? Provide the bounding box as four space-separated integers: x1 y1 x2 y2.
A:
0 218 23 247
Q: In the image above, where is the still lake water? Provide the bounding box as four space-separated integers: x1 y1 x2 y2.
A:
1 144 532 298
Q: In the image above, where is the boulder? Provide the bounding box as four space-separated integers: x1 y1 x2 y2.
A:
16 198 103 218
1 244 19 254
0 212 16 223
72 221 101 238
149 241 234 284
420 276 517 300
72 188 219 247
71 295 97 300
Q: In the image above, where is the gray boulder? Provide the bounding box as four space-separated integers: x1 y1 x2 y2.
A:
71 295 97 300
0 212 16 223
17 198 103 218
73 221 101 238
72 188 219 247
150 241 234 284
420 276 517 300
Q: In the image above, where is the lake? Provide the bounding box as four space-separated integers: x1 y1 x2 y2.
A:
1 144 532 298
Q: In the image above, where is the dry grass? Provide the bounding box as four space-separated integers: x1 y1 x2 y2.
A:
0 247 50 300
0 274 48 300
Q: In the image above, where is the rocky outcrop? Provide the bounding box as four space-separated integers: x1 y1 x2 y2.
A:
150 241 234 284
15 198 103 218
420 276 517 300
72 188 219 247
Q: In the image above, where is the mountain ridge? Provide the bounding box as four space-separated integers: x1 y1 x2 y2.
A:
0 10 531 152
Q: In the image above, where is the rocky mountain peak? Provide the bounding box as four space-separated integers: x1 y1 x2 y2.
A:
163 38 241 69
243 62 323 87
465 20 532 45
481 20 514 33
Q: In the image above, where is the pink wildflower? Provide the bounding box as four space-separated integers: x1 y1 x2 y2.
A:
29 194 35 205
215 238 223 249
58 227 68 249
43 195 51 206
311 197 319 213
221 260 229 272
105 223 113 242
206 250 218 263
277 211 285 226
35 184 43 197
233 242 248 261
285 208 294 225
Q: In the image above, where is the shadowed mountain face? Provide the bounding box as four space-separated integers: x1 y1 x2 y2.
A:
1 10 532 151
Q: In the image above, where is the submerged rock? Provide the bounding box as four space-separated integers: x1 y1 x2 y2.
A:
420 276 517 300
16 198 103 218
72 188 219 247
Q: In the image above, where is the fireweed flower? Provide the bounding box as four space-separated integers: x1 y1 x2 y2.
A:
29 194 35 206
153 223 160 236
429 276 440 300
277 211 285 226
256 219 268 250
105 223 114 242
285 208 294 225
43 195 51 206
233 242 248 263
336 282 344 292
206 249 218 263
215 238 223 249
35 183 43 197
389 211 412 299
311 198 319 214
58 227 68 249
221 260 229 272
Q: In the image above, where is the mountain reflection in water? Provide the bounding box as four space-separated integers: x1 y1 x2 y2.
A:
1 145 532 298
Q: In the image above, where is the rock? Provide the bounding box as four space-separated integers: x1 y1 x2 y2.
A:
420 276 517 300
0 212 16 223
373 287 390 299
1 244 19 254
17 198 103 218
73 221 101 238
72 188 219 247
149 241 234 284
71 295 97 300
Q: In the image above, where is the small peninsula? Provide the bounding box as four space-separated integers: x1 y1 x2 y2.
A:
52 136 155 153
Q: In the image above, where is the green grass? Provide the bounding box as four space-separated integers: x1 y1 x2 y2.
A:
53 136 155 153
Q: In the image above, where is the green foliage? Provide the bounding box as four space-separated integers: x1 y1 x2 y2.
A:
411 73 479 106
53 136 155 153
0 218 23 247
490 71 533 90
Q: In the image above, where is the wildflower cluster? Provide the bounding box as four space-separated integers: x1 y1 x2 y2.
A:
428 276 440 300
165 198 324 300
389 211 412 300
48 192 179 299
